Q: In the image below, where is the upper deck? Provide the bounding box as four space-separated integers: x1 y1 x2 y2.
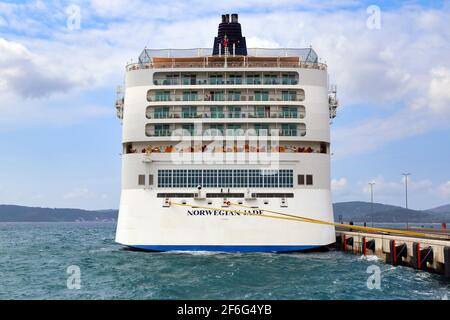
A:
126 48 327 72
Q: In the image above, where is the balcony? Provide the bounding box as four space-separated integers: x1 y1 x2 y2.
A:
128 47 326 71
145 108 306 120
150 130 172 137
147 92 306 103
152 77 299 86
145 125 307 138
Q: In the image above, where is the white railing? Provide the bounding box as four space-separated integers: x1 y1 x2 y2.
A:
127 60 326 71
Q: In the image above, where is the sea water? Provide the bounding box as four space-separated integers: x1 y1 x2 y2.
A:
0 222 448 300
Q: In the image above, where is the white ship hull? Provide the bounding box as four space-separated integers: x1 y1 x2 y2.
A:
116 189 335 252
115 15 338 253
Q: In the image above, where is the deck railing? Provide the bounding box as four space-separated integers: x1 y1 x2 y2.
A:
128 60 326 72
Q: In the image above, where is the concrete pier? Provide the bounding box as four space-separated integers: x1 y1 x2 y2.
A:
335 229 450 277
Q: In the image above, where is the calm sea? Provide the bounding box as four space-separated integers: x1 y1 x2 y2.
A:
0 222 448 300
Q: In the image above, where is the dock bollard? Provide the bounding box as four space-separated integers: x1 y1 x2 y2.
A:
389 240 407 266
335 235 342 250
366 239 375 252
362 237 366 256
412 242 434 270
444 247 450 278
362 237 375 256
345 236 353 253
343 234 346 252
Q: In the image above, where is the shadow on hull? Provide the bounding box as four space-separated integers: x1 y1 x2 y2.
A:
120 244 336 254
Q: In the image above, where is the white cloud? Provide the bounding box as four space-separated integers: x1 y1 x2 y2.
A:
0 1 448 148
330 176 447 209
438 181 450 198
331 178 348 191
0 38 78 98
362 176 433 194
62 188 91 200
246 37 280 48
428 67 450 114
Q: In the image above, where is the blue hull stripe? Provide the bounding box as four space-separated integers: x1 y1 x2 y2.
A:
127 245 322 252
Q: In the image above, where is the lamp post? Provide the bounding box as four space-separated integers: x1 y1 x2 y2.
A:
369 182 375 227
402 173 411 229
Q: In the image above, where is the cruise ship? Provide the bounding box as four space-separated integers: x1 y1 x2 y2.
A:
115 14 338 252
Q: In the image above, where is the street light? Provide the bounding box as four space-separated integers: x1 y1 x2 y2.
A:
402 173 411 229
369 182 375 227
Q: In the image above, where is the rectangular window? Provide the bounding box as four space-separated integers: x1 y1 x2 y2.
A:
282 107 298 118
157 169 293 188
138 175 145 186
182 124 194 136
226 124 242 136
155 91 171 101
164 74 179 85
203 170 218 188
148 174 154 186
254 106 269 118
158 170 172 188
249 169 263 188
228 106 242 118
255 124 270 136
155 124 170 137
306 175 313 186
247 75 261 85
182 75 196 85
218 170 233 188
182 106 197 118
255 91 269 101
173 170 187 188
211 91 224 101
279 170 293 188
281 124 297 136
282 74 297 85
187 170 202 188
154 107 169 119
209 124 224 136
182 91 198 101
263 170 278 188
228 91 241 101
209 75 224 85
263 74 278 85
282 91 297 101
210 106 224 118
233 170 248 188
229 75 242 85
297 174 305 185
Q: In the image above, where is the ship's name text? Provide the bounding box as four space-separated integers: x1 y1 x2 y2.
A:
187 209 262 216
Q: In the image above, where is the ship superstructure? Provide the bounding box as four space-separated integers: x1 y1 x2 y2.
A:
115 14 337 252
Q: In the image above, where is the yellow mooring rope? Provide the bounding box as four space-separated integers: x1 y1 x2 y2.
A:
169 201 433 238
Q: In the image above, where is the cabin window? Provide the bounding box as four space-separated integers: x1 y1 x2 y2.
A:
157 169 293 188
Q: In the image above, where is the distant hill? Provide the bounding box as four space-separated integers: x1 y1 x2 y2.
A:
0 202 449 223
427 204 450 215
333 201 450 223
0 205 117 222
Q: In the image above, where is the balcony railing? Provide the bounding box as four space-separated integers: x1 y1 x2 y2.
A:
147 94 305 102
150 130 172 137
145 111 305 119
152 78 299 86
146 128 306 137
128 61 326 71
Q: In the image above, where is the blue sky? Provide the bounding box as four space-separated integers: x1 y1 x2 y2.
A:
0 0 449 210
